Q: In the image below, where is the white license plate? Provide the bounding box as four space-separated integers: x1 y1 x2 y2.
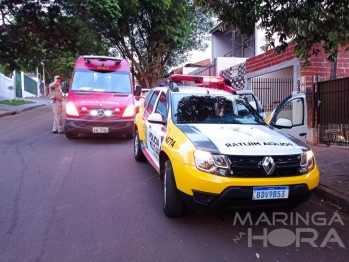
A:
92 127 109 133
253 186 289 200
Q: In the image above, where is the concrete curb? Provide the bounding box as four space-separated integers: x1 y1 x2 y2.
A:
0 111 18 118
0 104 46 118
21 103 47 112
315 184 349 212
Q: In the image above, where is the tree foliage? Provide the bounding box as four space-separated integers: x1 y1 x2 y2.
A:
0 0 112 75
1 0 213 88
195 0 349 66
89 0 213 88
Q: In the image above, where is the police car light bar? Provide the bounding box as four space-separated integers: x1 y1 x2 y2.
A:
170 74 224 86
83 55 122 65
169 74 237 94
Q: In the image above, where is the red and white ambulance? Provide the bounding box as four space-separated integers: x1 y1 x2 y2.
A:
63 56 139 139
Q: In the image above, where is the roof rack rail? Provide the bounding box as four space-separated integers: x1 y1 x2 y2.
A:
156 79 179 92
83 55 122 65
169 82 179 92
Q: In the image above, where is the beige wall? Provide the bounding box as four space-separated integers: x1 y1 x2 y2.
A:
257 67 293 78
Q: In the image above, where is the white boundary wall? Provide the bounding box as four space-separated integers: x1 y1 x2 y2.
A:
0 73 15 100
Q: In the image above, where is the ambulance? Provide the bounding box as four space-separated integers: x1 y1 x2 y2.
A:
63 56 140 139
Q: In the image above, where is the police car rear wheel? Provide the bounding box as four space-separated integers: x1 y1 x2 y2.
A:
134 130 146 161
163 160 184 217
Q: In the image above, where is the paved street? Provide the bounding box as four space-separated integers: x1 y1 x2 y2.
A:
0 106 348 262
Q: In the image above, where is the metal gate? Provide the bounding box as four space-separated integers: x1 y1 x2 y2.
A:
15 71 22 98
23 74 37 96
317 77 349 146
251 78 293 112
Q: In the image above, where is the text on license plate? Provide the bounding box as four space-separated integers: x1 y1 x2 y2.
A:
253 186 289 200
92 127 109 133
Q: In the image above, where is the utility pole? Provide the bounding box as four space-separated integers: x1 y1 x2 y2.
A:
42 62 46 96
36 67 40 97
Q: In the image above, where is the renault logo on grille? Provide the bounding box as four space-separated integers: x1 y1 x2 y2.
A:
261 156 276 175
97 109 104 118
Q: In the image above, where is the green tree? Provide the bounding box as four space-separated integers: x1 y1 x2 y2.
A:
195 0 349 67
0 0 116 73
89 0 213 88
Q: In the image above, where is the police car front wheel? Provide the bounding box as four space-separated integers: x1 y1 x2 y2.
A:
134 130 146 161
163 160 184 217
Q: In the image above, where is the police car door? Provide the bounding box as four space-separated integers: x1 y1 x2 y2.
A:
236 90 265 119
147 91 168 163
143 90 159 157
267 93 308 142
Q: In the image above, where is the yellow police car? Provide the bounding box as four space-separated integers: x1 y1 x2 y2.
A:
134 75 320 217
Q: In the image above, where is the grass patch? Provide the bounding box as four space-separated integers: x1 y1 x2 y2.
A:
0 100 35 106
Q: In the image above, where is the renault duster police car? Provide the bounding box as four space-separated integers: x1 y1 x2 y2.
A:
134 75 320 217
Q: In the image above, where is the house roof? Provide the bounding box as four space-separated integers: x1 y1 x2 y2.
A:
172 67 183 74
210 23 222 34
170 59 211 75
184 59 211 67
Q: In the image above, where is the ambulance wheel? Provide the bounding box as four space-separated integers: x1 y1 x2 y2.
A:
163 160 184 217
65 131 78 139
134 130 146 161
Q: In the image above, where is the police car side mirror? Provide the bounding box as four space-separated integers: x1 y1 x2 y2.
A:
148 113 166 125
272 118 293 129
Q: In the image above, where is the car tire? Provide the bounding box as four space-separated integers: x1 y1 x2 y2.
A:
65 131 78 139
134 130 146 161
163 160 184 217
126 132 134 139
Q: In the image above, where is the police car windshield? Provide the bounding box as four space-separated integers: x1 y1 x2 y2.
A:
71 69 132 93
173 94 265 125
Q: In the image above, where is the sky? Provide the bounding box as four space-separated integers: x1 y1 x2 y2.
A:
185 41 212 65
189 48 211 64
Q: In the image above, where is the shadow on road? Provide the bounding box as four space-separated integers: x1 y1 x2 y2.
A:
68 133 133 145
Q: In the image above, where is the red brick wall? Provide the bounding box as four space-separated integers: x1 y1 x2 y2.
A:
246 43 349 79
246 45 296 74
301 45 349 79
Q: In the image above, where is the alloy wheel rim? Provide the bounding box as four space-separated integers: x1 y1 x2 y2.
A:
134 132 138 155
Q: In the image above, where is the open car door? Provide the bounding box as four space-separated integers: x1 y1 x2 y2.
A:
266 93 308 143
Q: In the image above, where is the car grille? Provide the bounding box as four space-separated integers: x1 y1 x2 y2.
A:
78 108 121 119
227 155 301 178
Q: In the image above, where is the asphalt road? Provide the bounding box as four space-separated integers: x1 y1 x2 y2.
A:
0 106 348 262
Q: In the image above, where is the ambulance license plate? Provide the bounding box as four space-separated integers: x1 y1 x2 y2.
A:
253 186 289 200
92 127 109 133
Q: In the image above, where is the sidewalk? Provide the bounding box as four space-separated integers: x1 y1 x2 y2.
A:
0 96 51 118
309 144 349 211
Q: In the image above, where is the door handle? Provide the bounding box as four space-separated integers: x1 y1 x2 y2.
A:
299 133 307 136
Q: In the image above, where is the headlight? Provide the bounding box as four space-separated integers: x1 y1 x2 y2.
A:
66 102 79 116
122 104 135 117
300 150 315 174
194 150 231 176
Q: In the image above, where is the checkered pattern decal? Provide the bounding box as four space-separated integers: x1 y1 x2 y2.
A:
220 63 246 89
